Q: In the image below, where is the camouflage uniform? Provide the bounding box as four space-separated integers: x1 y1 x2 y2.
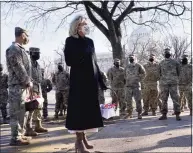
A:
107 64 125 112
142 61 160 114
159 57 181 115
179 59 192 114
6 41 31 142
52 70 70 117
98 71 108 104
25 47 47 136
41 69 52 118
0 70 8 122
124 59 146 116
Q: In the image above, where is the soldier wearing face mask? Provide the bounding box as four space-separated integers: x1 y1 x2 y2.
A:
158 48 181 121
52 64 70 119
179 55 192 116
124 55 146 119
107 59 125 114
141 54 160 116
24 47 48 137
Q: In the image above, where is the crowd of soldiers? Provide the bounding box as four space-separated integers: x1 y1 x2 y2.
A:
0 26 192 146
0 27 71 146
106 49 192 120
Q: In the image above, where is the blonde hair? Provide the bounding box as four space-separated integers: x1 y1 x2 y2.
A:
69 15 87 38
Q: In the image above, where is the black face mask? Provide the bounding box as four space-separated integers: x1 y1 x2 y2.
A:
165 53 171 58
114 62 120 68
129 58 134 63
58 66 63 71
31 53 40 61
149 58 154 62
182 58 188 65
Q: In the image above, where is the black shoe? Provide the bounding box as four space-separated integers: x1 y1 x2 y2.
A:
141 111 148 116
159 114 167 120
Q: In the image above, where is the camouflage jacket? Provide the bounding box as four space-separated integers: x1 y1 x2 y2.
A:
159 58 180 85
179 64 192 86
31 60 42 93
52 71 70 91
6 42 31 87
143 61 160 87
99 71 108 89
107 66 125 89
41 78 52 93
125 62 146 88
0 72 8 91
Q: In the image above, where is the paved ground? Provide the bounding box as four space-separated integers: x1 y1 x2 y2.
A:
0 90 192 152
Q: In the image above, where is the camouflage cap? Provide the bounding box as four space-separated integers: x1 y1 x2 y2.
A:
29 47 40 53
164 48 171 54
149 53 155 57
15 27 28 37
129 54 135 58
114 58 120 62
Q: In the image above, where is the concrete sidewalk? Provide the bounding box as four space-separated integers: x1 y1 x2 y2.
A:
68 110 192 152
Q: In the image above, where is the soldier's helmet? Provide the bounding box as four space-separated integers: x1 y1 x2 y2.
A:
29 47 40 53
15 27 28 37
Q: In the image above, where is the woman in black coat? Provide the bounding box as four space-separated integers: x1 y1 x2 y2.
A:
64 15 107 153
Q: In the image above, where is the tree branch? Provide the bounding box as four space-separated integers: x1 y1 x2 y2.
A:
84 3 110 40
110 1 121 17
116 0 134 24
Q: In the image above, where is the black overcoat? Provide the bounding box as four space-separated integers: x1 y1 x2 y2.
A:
64 36 105 130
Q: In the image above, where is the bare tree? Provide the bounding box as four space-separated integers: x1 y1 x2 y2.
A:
170 35 191 60
39 56 53 79
2 1 190 61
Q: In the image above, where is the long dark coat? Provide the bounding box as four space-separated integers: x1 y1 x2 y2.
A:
64 36 105 130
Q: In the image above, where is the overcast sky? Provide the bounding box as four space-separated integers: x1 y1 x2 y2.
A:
1 1 191 67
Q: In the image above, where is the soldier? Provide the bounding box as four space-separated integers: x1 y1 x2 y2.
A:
179 55 192 115
41 68 52 120
158 48 181 121
107 58 125 114
6 27 32 145
141 54 160 116
0 64 9 124
124 54 146 119
52 64 70 119
98 71 108 104
25 47 48 137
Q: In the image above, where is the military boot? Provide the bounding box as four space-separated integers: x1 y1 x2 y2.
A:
9 138 30 146
138 113 142 119
25 128 38 136
125 111 133 119
152 110 156 116
54 111 59 119
159 114 167 120
58 110 63 116
176 114 181 121
141 111 148 116
35 120 48 133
